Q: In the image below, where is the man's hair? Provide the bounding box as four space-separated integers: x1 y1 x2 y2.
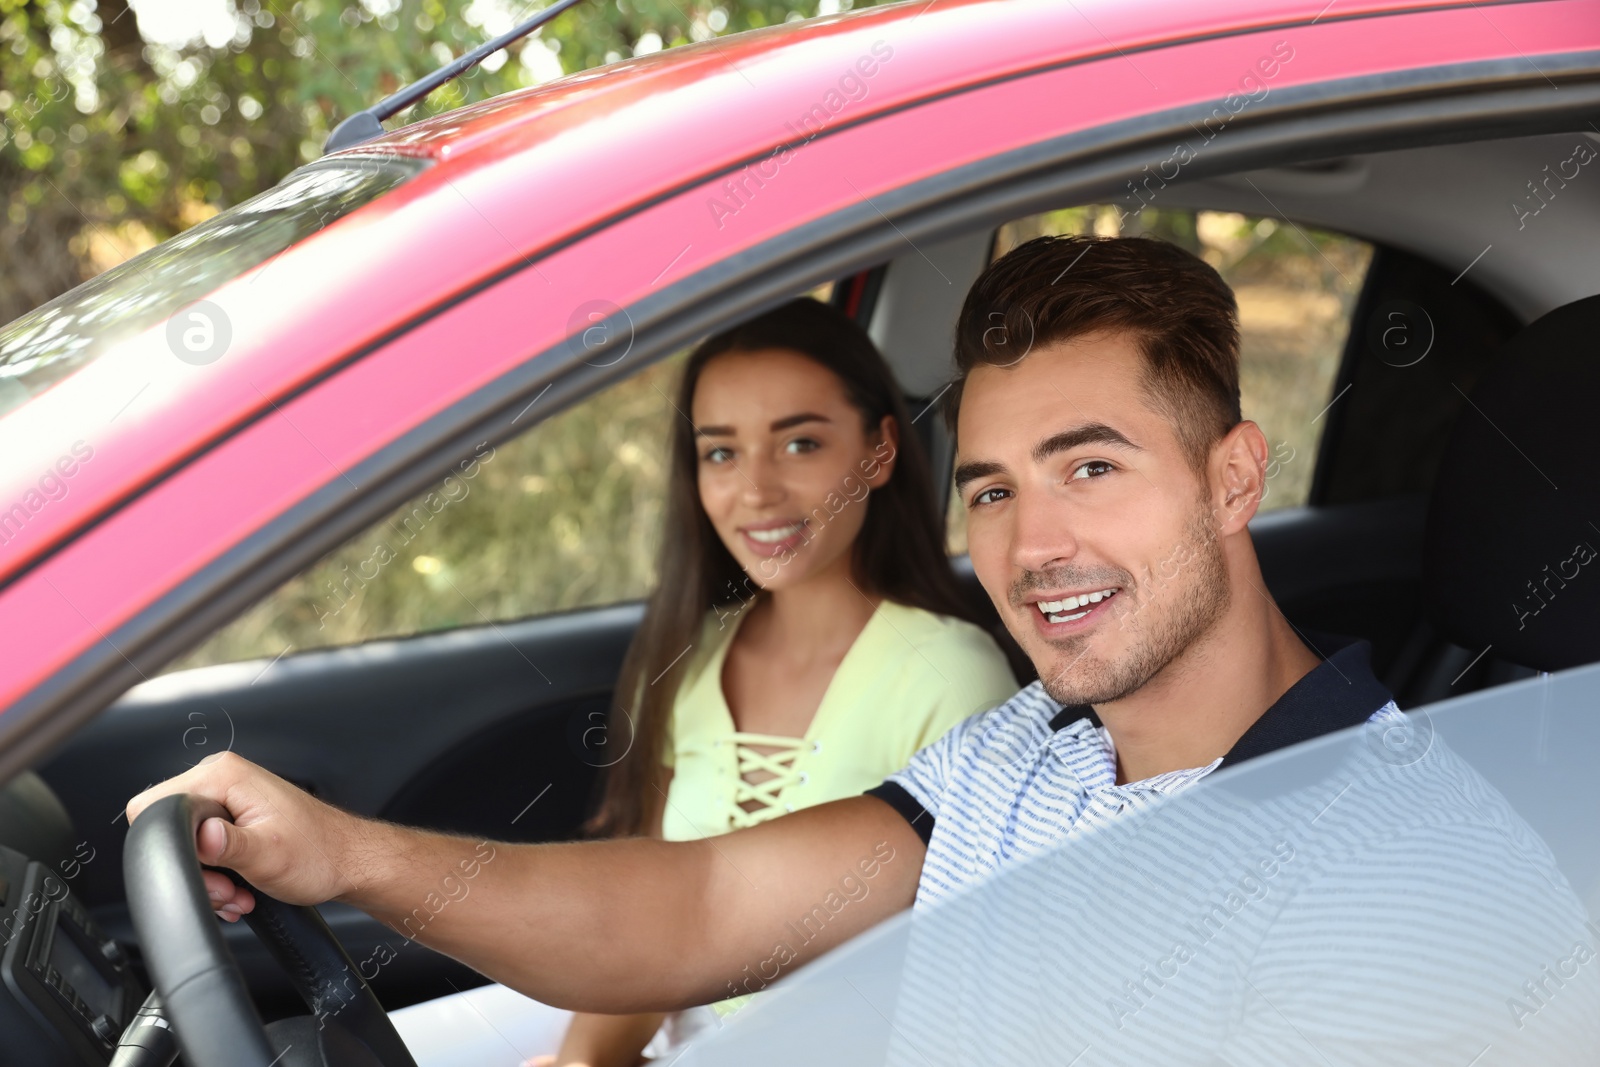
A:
946 234 1242 471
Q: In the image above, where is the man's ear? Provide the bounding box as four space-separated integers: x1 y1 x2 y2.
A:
1210 420 1270 535
865 413 899 489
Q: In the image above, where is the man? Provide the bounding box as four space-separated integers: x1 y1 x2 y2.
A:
129 236 1595 1062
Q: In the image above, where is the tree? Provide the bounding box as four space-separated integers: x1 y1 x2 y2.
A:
0 0 874 325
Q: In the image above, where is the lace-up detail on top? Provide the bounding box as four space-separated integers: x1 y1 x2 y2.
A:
726 732 812 829
658 600 1019 844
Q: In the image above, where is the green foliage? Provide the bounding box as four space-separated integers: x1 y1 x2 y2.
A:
0 0 878 323
169 352 684 669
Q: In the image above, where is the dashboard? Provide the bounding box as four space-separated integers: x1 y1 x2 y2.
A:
0 840 145 1064
0 773 151 1065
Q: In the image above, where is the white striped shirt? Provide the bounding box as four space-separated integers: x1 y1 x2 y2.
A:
870 635 1395 909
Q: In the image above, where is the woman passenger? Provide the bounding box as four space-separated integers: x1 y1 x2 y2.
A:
394 297 1017 1067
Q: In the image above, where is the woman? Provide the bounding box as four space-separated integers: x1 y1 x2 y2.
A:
392 297 1016 1067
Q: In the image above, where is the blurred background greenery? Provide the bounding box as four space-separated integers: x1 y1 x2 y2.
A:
168 352 685 668
0 0 879 326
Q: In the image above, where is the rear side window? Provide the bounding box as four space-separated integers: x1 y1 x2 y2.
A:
167 356 683 671
0 154 424 419
947 205 1371 553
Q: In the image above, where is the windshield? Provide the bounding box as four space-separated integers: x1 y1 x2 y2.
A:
686 665 1600 1065
0 154 423 419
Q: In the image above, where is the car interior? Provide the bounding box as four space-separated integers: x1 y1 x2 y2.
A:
2 120 1597 1047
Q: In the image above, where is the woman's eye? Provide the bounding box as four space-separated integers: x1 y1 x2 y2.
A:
702 446 734 464
971 487 1011 507
1070 460 1115 481
784 437 820 455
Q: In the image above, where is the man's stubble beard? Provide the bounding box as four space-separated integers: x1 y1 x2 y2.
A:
1036 504 1231 708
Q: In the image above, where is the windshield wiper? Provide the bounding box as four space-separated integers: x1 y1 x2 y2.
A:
324 0 589 154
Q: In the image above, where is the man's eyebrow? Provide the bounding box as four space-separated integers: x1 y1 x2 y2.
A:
695 412 831 437
1031 422 1141 464
953 460 1006 494
954 423 1142 493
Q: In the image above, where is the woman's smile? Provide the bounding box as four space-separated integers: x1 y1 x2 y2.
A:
739 518 810 557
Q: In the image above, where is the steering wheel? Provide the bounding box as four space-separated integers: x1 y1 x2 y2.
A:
124 793 418 1067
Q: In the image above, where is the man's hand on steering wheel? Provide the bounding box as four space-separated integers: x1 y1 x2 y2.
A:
123 788 420 1066
126 751 361 918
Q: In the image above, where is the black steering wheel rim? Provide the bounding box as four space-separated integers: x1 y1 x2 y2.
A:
125 793 417 1067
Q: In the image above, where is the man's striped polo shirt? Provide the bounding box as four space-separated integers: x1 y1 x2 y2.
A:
866 633 1394 909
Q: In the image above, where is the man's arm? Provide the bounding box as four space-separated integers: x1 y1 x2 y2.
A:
543 767 672 1067
125 753 924 1014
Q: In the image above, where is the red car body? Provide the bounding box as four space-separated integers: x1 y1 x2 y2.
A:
1 0 1597 768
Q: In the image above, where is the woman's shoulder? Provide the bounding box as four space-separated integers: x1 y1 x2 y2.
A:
873 601 1020 696
875 599 1008 659
853 601 1020 751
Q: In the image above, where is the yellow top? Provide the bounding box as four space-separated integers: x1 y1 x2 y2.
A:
660 598 1019 843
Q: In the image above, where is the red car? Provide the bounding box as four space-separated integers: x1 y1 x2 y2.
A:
1 0 1598 1063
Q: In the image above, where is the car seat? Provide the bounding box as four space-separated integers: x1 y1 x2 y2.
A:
1409 292 1600 698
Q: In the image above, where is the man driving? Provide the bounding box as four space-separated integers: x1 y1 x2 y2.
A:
128 235 1598 1064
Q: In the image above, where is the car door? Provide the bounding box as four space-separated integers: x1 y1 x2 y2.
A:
9 0 1599 1018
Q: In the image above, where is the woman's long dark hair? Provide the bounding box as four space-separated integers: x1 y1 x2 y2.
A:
586 297 975 837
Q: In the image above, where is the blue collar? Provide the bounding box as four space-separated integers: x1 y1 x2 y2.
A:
1046 632 1394 769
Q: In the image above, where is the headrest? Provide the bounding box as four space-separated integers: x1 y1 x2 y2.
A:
1423 294 1600 673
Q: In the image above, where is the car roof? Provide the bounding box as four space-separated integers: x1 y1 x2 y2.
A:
343 0 1461 166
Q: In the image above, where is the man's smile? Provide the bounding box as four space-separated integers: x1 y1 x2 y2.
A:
1024 586 1123 632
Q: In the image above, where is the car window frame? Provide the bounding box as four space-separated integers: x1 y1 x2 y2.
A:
2 34 1597 778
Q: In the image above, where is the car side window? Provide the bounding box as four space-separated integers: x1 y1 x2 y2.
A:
167 355 684 671
946 205 1371 554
